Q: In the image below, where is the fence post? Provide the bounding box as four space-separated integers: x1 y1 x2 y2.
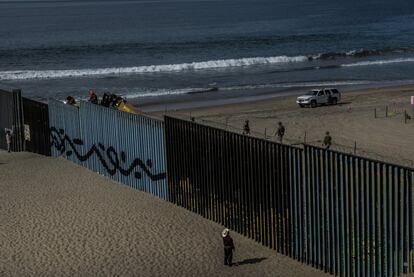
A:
264 128 267 139
304 131 307 144
374 108 377 118
354 141 357 155
386 106 388 117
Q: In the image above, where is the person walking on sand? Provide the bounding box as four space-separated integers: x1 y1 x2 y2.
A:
243 120 250 135
323 131 332 149
5 129 12 153
275 121 285 143
222 228 235 266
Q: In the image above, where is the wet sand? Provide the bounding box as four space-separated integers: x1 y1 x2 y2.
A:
0 151 327 277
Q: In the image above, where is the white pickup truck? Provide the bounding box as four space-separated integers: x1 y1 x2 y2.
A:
296 88 341 108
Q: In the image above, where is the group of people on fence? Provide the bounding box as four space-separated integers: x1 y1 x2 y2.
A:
66 90 125 109
65 90 140 115
242 120 332 149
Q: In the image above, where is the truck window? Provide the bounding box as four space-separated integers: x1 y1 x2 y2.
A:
331 89 339 94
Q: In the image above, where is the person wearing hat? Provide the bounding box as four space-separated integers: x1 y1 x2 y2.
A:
222 228 235 266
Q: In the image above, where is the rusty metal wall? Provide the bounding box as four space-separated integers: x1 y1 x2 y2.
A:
22 97 50 156
302 145 413 276
164 116 300 254
164 116 414 277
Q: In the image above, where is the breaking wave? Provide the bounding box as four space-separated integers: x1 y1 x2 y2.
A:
121 88 214 98
1 47 413 81
342 57 414 67
310 47 414 60
0 55 308 80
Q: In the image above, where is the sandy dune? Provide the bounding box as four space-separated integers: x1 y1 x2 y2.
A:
0 151 327 277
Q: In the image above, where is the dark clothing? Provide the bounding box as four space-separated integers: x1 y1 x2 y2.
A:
224 248 233 266
66 97 76 106
223 235 235 266
277 126 285 137
276 125 285 142
223 236 234 249
89 94 98 104
243 123 250 135
323 135 332 149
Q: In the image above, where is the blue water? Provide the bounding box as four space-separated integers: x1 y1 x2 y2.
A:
1 0 414 107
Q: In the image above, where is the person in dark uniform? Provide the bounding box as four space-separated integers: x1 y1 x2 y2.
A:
275 121 285 143
66 96 76 106
101 93 111 107
243 120 250 135
323 131 332 149
222 228 235 266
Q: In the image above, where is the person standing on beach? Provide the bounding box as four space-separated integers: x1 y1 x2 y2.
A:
275 122 285 143
323 131 332 149
222 228 235 266
243 120 250 135
5 129 12 153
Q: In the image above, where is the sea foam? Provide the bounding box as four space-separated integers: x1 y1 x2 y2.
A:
342 57 414 67
0 55 308 80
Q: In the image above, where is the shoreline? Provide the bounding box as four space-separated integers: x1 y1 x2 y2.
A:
151 84 414 167
136 81 414 112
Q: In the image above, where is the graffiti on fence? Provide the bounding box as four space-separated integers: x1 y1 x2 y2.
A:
50 127 166 181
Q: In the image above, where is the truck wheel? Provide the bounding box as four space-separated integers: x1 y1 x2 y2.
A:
310 100 317 108
332 98 337 105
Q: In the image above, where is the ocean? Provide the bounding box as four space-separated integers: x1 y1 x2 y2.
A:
1 0 414 110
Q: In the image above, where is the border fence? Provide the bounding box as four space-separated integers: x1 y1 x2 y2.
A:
165 115 301 253
1 87 412 276
48 100 168 200
164 116 414 277
302 145 413 276
0 89 24 152
22 97 50 156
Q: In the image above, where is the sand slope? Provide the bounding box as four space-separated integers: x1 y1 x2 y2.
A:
0 151 327 277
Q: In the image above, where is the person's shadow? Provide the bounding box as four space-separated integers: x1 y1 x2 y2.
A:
235 257 267 266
